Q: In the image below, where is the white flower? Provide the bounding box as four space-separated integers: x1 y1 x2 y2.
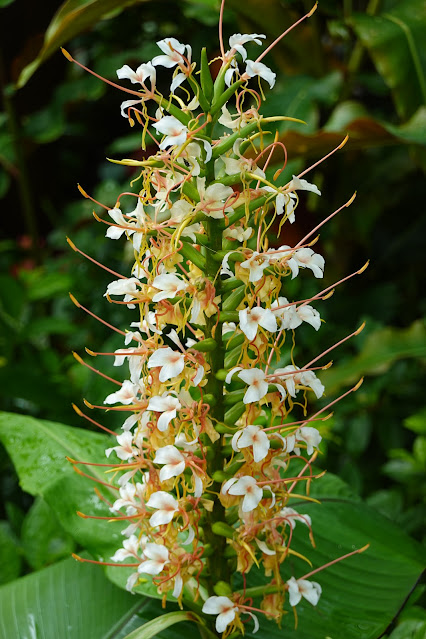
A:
196 178 235 219
105 207 136 240
120 99 142 119
287 247 325 279
137 543 169 575
232 425 270 462
287 175 321 196
104 380 140 405
240 251 270 282
224 59 238 87
110 534 143 562
254 538 276 555
146 491 179 527
228 33 266 61
295 426 322 455
224 226 253 242
271 297 300 329
117 62 156 87
202 596 239 634
245 60 276 88
110 482 145 515
279 507 312 529
296 304 321 331
239 306 277 341
154 445 186 481
238 368 268 404
147 347 185 382
147 393 181 431
273 366 324 399
286 577 322 607
105 277 140 298
105 431 138 461
227 475 263 512
152 116 188 150
152 38 190 68
152 273 188 301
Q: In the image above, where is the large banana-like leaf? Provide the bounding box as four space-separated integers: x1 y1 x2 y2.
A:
17 0 151 88
0 557 187 639
1 411 425 639
320 320 426 394
350 0 426 120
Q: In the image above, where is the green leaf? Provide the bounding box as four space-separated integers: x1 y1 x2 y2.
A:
320 320 426 393
350 1 426 120
388 618 426 639
17 0 151 88
0 412 112 495
404 407 426 435
243 496 426 639
21 497 75 570
21 269 73 301
0 413 123 558
0 521 21 585
121 611 203 639
0 556 146 638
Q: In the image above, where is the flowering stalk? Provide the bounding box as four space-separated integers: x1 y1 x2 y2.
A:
66 3 367 636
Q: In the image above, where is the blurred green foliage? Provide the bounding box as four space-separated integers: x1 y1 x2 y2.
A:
0 0 424 633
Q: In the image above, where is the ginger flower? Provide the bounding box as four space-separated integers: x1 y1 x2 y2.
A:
146 491 179 527
117 62 156 87
239 368 269 404
239 251 270 282
223 475 264 512
153 116 189 150
147 347 185 382
239 306 277 341
151 273 188 302
104 380 140 405
245 60 276 88
110 482 146 515
286 577 322 607
137 543 169 575
232 425 270 462
295 426 322 455
196 178 235 219
105 431 138 461
228 33 266 61
154 445 186 481
152 37 190 68
202 596 240 634
280 507 312 529
110 534 144 563
147 393 181 431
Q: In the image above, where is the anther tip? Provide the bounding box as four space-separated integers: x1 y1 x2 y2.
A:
61 48 73 62
69 292 80 307
308 2 318 16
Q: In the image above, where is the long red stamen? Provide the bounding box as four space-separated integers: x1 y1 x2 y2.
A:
296 135 348 181
264 414 332 432
61 49 144 98
295 192 355 248
69 293 127 335
72 351 122 386
72 403 117 436
255 3 318 64
72 553 140 567
303 323 365 369
298 544 369 581
67 237 127 279
72 465 118 490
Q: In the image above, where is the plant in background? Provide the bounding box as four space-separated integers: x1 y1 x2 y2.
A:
59 1 375 635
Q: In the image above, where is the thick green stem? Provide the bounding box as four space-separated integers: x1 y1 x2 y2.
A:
203 214 230 590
